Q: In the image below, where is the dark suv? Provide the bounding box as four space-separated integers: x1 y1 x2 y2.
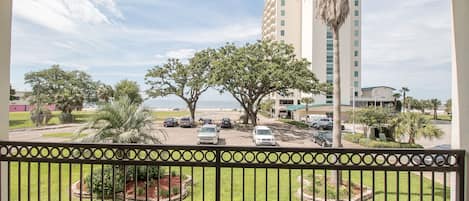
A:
220 118 232 128
312 131 332 147
180 117 195 128
163 118 178 127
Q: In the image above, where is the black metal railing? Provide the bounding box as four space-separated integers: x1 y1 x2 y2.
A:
0 141 465 201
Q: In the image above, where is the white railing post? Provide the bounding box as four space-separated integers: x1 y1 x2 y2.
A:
0 0 12 200
451 0 469 200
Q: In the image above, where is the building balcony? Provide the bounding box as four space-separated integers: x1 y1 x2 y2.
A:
0 140 464 201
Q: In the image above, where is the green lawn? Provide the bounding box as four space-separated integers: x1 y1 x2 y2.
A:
9 111 189 130
9 111 95 130
42 132 87 139
8 162 450 201
423 114 452 121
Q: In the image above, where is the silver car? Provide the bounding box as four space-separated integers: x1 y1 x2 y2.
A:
197 125 220 145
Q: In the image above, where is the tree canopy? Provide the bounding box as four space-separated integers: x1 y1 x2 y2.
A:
145 49 213 120
114 80 143 105
210 41 322 125
24 65 98 123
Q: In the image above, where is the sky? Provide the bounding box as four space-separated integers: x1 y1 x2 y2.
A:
10 0 453 102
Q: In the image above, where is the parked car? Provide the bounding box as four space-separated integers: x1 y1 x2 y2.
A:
163 118 178 127
313 118 345 130
252 126 276 146
312 131 332 147
220 118 232 128
197 124 220 144
313 118 332 129
199 118 213 125
180 117 195 128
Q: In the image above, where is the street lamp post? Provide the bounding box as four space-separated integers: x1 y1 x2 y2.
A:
352 87 356 135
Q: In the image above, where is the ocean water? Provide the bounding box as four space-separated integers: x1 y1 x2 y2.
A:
144 98 241 109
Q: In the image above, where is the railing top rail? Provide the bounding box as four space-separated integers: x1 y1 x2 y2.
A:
0 140 465 172
0 140 465 154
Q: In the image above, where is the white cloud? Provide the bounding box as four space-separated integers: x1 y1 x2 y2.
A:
13 0 122 33
155 49 197 60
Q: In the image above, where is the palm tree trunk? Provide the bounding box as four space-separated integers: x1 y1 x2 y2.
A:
331 27 342 185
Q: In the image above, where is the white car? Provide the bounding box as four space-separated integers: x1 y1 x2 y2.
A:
252 126 276 146
197 124 219 145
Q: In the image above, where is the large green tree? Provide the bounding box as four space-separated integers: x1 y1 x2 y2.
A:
9 84 17 101
97 83 114 103
301 97 315 114
210 41 321 125
392 112 443 144
24 65 98 123
114 80 143 105
355 107 392 138
145 50 213 120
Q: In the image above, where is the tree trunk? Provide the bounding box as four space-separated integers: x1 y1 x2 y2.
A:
189 106 196 122
434 108 437 120
242 110 249 124
331 28 342 185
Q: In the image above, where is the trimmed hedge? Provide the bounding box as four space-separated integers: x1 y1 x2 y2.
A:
279 119 310 129
344 133 423 149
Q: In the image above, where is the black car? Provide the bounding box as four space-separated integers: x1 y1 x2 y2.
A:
199 118 214 125
319 121 345 131
312 131 332 147
220 118 232 128
163 118 178 127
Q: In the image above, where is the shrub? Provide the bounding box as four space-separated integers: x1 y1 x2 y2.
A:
343 133 364 143
30 109 52 126
172 186 180 195
159 189 170 197
136 186 146 196
126 166 165 181
279 119 309 129
59 112 74 123
84 166 125 198
171 170 177 177
358 138 423 149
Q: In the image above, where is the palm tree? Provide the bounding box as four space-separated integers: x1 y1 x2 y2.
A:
393 112 443 144
301 97 314 114
97 84 114 103
74 96 166 144
400 87 410 112
316 0 350 147
430 99 442 120
392 93 401 112
316 0 350 185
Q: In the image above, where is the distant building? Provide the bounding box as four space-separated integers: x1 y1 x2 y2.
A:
262 0 362 118
355 86 396 108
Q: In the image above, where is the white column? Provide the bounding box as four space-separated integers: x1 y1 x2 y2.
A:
0 0 11 200
451 0 469 200
0 0 12 201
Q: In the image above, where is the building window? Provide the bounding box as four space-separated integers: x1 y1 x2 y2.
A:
354 10 359 16
280 20 285 26
354 30 359 37
354 61 359 67
354 20 359 27
281 10 285 16
354 81 359 87
354 71 359 77
354 50 359 57
281 0 285 6
327 56 333 63
355 91 359 97
280 30 285 36
355 0 359 6
354 40 359 47
326 31 333 39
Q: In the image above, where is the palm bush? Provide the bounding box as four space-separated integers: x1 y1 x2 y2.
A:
74 96 166 144
392 112 443 144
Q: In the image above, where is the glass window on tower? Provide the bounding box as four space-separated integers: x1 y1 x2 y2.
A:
281 20 285 26
354 61 359 67
355 10 359 16
354 81 359 87
354 71 359 77
280 30 285 36
354 40 359 47
281 0 285 6
354 51 359 57
354 30 359 37
354 20 359 27
355 0 359 6
281 10 285 16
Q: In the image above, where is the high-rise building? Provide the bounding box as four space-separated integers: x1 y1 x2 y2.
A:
262 0 362 118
